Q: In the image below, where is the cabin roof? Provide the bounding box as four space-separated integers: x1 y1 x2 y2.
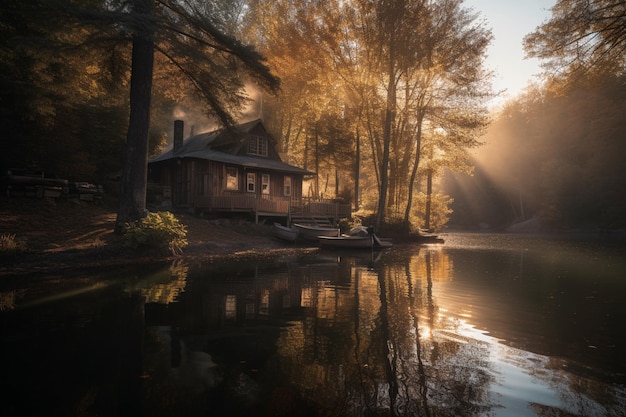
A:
149 119 314 175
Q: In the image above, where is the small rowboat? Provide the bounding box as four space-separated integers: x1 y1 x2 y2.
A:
318 235 374 248
292 223 340 240
318 226 392 249
273 223 299 242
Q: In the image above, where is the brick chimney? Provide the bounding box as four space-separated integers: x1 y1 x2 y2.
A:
173 120 184 153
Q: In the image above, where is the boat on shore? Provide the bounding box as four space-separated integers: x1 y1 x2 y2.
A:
318 226 392 249
273 223 299 242
292 223 340 240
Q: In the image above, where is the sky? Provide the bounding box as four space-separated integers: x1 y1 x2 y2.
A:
463 0 555 106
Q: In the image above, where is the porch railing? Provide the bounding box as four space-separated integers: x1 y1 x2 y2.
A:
196 194 290 214
193 193 351 220
297 197 352 220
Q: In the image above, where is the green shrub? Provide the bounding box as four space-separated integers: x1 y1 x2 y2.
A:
123 212 188 255
0 234 26 257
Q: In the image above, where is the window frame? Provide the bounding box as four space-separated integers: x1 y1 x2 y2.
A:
248 135 268 157
283 176 292 196
261 174 270 195
225 166 239 191
246 172 256 193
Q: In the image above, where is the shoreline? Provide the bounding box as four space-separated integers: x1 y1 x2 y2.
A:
0 197 317 278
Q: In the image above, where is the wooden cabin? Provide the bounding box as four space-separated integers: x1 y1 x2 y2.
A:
148 119 351 223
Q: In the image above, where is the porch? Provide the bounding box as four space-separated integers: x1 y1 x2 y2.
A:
194 193 352 224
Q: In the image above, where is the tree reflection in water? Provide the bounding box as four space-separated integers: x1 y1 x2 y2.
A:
6 238 623 416
239 245 624 417
267 249 497 416
131 241 626 417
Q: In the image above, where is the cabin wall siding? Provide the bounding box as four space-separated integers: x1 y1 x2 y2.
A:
148 120 349 221
158 159 305 214
150 159 349 220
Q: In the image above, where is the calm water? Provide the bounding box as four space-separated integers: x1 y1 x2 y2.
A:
1 233 625 416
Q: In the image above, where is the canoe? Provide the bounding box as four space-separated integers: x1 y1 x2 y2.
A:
273 223 299 242
292 223 340 240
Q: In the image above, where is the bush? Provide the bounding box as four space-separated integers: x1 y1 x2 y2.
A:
123 212 188 255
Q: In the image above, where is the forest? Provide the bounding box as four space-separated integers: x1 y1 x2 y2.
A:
446 73 626 231
1 0 624 232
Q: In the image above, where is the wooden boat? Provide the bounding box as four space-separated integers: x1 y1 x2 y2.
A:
318 235 373 248
273 223 299 242
318 234 392 249
318 226 393 249
292 223 340 240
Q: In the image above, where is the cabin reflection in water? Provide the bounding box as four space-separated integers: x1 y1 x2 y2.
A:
4 236 625 417
137 245 625 417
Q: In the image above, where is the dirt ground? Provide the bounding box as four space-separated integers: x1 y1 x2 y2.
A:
0 197 315 276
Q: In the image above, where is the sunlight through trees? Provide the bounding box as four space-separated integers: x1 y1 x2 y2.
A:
2 0 624 232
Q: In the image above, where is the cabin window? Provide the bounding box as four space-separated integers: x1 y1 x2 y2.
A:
261 174 270 195
248 135 268 156
225 295 237 320
247 172 256 193
226 167 238 190
284 176 292 196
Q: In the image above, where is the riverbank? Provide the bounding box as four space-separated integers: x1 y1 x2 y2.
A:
0 198 316 277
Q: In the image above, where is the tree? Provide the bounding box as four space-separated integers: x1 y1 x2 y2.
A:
1 0 278 225
116 0 155 230
330 0 491 228
245 0 492 229
114 0 280 230
397 0 492 226
524 0 626 80
0 0 130 180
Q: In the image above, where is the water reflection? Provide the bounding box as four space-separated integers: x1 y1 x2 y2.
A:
1 234 625 416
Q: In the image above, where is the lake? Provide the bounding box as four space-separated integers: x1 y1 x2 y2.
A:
1 233 625 416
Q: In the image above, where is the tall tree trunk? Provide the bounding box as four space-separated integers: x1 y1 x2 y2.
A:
354 127 360 212
403 112 424 225
424 168 432 230
315 121 320 199
115 0 154 232
376 48 396 229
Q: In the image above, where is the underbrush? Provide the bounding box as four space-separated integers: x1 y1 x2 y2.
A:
123 212 188 255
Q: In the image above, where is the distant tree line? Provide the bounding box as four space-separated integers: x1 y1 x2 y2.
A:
446 0 626 231
445 71 626 230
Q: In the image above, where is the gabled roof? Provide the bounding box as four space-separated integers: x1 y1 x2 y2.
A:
149 119 314 175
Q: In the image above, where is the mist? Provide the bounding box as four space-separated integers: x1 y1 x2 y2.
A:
157 84 265 149
444 74 626 231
